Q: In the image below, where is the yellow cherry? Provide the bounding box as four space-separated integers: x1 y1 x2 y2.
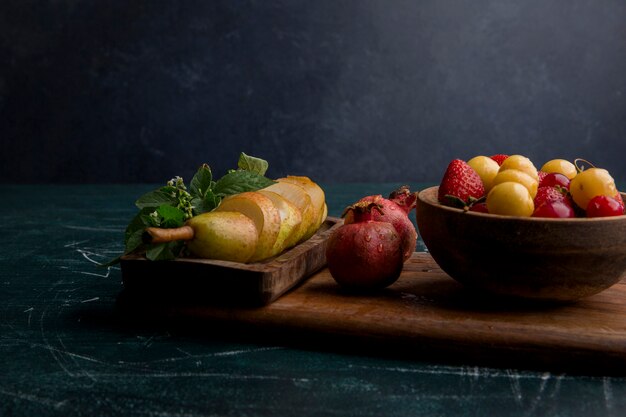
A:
499 155 539 181
491 169 538 199
487 182 534 217
467 156 500 192
540 159 577 180
570 168 618 210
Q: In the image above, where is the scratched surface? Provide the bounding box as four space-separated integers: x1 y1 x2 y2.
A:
1 184 625 417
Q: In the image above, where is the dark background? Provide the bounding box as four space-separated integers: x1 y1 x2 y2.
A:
1 0 625 184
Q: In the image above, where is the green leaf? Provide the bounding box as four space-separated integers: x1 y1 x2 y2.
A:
189 164 213 198
192 189 221 215
103 209 153 265
238 152 269 175
443 194 469 209
145 241 183 261
204 189 221 210
156 204 185 228
135 187 178 209
125 228 146 255
213 170 275 197
123 208 154 254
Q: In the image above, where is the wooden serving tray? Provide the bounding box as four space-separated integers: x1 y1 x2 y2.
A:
120 217 343 305
118 252 626 375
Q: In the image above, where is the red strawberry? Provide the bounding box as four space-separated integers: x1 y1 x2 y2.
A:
438 159 485 208
490 154 509 166
534 186 567 207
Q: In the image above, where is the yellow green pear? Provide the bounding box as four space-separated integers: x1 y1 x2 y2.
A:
215 191 281 262
277 176 327 236
185 211 258 262
263 181 316 244
258 190 303 255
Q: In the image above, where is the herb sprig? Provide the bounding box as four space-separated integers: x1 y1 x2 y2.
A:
105 153 274 264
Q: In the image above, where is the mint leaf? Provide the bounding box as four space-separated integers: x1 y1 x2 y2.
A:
146 241 183 261
238 153 269 175
190 164 213 198
203 189 221 210
125 227 146 255
156 205 185 228
102 208 154 265
192 189 221 215
124 208 155 254
213 170 275 197
135 187 177 209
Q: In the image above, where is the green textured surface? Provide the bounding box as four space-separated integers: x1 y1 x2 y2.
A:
1 184 625 417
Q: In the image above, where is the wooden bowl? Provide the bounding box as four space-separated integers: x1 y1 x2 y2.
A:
415 186 626 301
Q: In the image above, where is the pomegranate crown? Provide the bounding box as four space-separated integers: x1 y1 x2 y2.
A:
389 185 418 214
341 200 384 221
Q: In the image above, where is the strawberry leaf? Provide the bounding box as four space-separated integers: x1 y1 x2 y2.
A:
443 195 469 208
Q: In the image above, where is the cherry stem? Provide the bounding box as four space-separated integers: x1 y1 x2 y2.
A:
574 158 595 173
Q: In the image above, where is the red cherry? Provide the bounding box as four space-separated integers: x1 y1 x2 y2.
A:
469 202 489 213
533 200 576 218
615 193 625 212
539 173 570 190
586 195 624 217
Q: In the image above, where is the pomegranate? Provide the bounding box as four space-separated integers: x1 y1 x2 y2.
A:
326 202 403 289
343 186 418 261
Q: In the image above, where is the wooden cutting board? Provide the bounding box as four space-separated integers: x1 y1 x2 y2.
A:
120 217 343 305
118 252 626 375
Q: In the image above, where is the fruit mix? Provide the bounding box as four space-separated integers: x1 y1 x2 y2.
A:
438 155 624 218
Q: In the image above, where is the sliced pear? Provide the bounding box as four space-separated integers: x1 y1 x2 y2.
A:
278 176 325 212
258 190 303 255
277 176 326 236
263 181 316 244
186 211 258 263
215 191 281 262
318 202 328 228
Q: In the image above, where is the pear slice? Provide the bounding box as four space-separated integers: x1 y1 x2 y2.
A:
263 181 316 244
277 176 326 236
258 190 303 255
318 202 328 227
215 191 281 262
278 176 325 213
185 211 258 263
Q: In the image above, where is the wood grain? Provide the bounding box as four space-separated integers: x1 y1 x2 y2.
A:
120 217 343 305
119 252 626 375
